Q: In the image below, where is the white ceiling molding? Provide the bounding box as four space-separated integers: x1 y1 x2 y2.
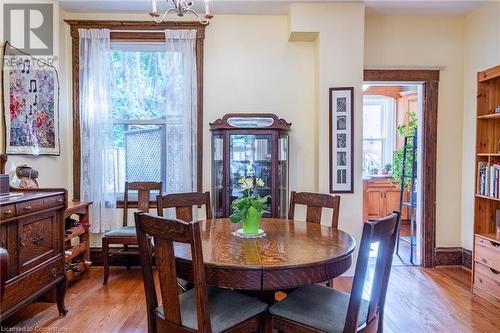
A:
58 0 486 16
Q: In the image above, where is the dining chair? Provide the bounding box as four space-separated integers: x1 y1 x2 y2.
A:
102 181 162 285
156 191 212 292
135 213 268 333
268 211 400 333
288 191 341 228
157 191 212 221
0 248 8 300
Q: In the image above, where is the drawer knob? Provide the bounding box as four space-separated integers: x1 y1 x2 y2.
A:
57 198 63 202
49 268 58 278
32 232 45 246
4 209 13 215
25 205 32 210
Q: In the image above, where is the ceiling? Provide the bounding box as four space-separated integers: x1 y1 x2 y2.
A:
58 0 486 16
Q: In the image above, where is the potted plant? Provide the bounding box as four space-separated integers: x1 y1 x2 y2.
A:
230 177 270 236
382 163 392 175
393 111 417 189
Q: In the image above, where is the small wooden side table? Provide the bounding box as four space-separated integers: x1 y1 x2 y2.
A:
64 201 92 283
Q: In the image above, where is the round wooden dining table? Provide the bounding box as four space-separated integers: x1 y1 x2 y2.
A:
173 218 356 291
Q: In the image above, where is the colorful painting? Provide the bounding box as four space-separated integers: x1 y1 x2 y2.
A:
2 54 60 155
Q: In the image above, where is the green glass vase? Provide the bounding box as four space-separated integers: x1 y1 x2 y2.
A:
242 206 262 235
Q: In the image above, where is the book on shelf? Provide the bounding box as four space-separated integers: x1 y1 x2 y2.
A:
477 161 500 198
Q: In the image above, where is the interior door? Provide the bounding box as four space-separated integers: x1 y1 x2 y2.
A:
227 132 273 217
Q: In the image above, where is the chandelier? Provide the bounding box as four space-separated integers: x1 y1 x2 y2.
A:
150 0 213 25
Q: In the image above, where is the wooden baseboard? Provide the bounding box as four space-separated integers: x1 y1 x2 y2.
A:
462 248 472 270
90 247 141 267
435 247 462 266
434 247 472 269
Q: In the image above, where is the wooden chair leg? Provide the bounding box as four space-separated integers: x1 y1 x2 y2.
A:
124 244 130 270
103 238 109 285
265 313 274 333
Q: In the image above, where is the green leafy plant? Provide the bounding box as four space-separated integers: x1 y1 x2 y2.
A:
383 163 392 173
393 111 417 189
229 177 270 224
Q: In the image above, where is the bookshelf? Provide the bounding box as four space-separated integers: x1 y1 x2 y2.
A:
473 64 500 305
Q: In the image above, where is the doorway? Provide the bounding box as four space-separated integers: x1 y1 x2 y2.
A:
362 83 423 265
363 70 439 268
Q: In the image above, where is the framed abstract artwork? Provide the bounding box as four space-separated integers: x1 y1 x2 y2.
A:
329 87 354 193
1 42 60 155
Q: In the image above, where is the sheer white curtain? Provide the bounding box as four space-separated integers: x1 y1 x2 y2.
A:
79 29 117 232
163 29 198 194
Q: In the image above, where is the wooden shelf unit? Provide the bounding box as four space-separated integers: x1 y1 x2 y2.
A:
473 65 500 305
63 201 92 284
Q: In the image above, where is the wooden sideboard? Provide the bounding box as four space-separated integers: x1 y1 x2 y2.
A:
363 177 409 222
0 190 68 321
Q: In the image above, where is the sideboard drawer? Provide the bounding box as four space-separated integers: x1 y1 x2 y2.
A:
474 262 500 299
43 195 65 209
1 258 63 312
16 199 46 215
474 236 500 271
18 212 60 272
0 204 16 220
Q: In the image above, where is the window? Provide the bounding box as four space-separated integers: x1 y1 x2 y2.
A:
68 22 205 202
110 42 171 193
362 96 396 175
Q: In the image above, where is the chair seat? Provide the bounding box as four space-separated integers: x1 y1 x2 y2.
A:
177 278 194 292
269 284 369 333
104 226 137 237
155 286 268 333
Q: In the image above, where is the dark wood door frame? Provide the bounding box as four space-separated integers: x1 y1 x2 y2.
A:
364 69 439 268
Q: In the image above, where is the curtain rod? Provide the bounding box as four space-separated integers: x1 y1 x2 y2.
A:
109 30 166 33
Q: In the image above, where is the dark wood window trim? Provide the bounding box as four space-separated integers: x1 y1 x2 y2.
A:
65 20 206 200
364 69 439 268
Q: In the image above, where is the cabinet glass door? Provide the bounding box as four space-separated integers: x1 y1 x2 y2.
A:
212 134 224 218
278 134 289 218
229 134 273 216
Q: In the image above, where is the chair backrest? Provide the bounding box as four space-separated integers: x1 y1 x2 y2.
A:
123 181 162 227
157 192 212 222
343 212 400 333
135 213 211 333
288 191 341 228
0 248 8 300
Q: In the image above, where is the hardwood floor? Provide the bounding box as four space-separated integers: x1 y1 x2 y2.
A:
2 266 500 333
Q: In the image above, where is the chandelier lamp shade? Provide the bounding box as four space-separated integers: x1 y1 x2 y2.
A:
150 0 213 24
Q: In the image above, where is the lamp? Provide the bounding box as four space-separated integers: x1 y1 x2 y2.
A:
150 0 213 25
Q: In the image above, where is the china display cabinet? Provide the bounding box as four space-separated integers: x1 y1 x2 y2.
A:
210 114 291 218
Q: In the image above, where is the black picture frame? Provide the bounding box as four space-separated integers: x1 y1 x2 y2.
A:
329 87 354 193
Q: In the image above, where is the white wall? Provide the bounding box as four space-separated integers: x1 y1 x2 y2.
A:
364 15 465 248
5 3 496 254
60 12 316 247
61 13 317 197
0 3 72 193
288 3 366 272
461 2 500 250
203 15 316 195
